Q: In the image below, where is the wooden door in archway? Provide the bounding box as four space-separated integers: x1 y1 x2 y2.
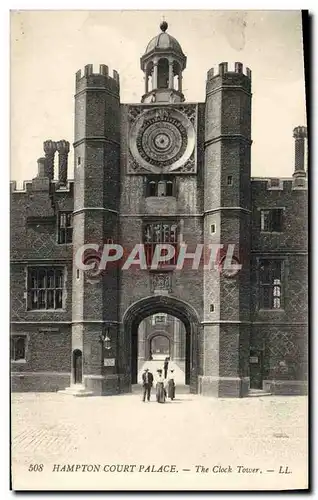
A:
73 349 83 384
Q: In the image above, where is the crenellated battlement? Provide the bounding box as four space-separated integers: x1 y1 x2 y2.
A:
10 179 74 194
206 62 252 81
10 180 33 193
11 137 74 194
251 177 307 191
293 126 307 139
75 64 120 94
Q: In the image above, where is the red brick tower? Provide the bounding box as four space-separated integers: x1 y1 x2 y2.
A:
67 64 121 395
202 62 252 397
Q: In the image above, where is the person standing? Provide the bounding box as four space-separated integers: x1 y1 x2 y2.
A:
163 357 170 379
167 369 176 401
156 369 166 403
142 368 153 402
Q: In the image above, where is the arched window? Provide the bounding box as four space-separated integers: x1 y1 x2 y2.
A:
148 181 157 197
158 181 166 197
145 61 154 92
166 181 173 197
157 59 169 89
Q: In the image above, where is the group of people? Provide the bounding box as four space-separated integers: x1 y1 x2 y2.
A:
141 360 175 404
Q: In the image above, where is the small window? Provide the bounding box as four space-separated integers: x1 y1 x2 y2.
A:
210 224 216 234
270 178 280 187
152 313 167 325
76 269 80 279
260 209 283 232
210 304 214 312
77 157 81 166
149 181 156 197
227 175 233 186
58 212 73 244
11 336 26 361
158 181 166 197
267 178 283 190
166 181 173 197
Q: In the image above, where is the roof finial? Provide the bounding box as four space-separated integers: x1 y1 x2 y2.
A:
160 18 168 32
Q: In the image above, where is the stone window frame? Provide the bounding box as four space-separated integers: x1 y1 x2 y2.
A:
57 211 73 245
10 333 29 364
256 256 287 312
25 264 67 312
142 219 180 268
259 207 285 233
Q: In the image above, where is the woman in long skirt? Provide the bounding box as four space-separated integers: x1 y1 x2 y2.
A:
167 369 176 400
156 369 166 403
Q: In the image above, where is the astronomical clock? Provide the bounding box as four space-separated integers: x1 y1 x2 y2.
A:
127 105 197 174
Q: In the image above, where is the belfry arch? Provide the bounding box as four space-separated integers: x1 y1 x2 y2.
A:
122 295 201 393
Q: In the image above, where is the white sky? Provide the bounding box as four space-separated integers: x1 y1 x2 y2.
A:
10 10 306 183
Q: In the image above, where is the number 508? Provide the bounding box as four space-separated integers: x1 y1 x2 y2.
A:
28 464 43 472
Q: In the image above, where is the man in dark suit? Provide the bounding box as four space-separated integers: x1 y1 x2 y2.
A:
142 368 153 402
163 357 170 379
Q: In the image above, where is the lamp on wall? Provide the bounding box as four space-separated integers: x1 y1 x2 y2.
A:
100 327 111 350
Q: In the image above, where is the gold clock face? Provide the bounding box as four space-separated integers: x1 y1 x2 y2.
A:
129 107 195 173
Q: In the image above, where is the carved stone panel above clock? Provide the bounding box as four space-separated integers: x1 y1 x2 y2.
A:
127 105 197 174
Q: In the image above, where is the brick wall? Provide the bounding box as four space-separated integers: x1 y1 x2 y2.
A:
11 324 71 391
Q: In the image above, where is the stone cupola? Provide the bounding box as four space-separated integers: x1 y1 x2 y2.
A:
140 21 187 104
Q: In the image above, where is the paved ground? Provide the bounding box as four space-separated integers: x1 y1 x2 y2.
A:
11 391 308 491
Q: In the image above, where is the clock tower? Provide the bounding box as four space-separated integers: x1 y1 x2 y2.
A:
70 21 252 397
9 19 308 399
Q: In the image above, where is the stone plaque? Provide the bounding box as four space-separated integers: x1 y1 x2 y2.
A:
151 272 172 293
103 358 116 367
249 356 259 364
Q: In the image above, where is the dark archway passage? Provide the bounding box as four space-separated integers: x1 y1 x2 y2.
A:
150 334 170 358
123 295 200 393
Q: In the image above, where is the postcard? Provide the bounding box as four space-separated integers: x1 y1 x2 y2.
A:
10 10 308 491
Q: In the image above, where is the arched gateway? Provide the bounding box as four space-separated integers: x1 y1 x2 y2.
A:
149 333 171 359
122 295 201 392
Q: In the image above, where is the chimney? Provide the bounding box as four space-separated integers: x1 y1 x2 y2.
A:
293 126 307 173
37 157 46 177
43 140 57 181
32 157 50 192
293 126 307 188
56 140 70 185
